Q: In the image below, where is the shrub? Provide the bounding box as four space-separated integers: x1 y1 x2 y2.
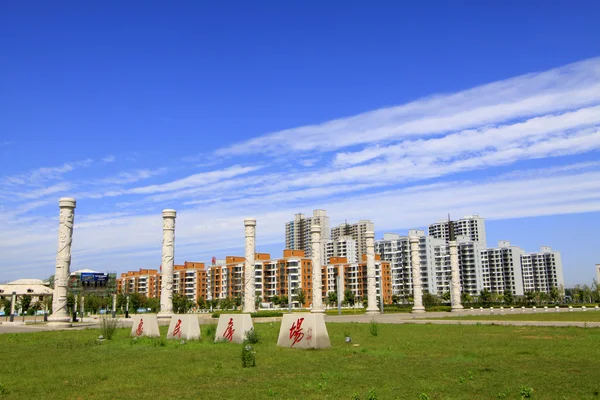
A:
241 345 256 368
100 316 119 340
244 328 260 344
426 306 452 312
251 311 283 318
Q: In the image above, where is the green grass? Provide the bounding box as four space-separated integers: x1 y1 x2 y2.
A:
434 310 600 322
1 322 600 399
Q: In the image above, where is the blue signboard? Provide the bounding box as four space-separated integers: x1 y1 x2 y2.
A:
80 273 109 283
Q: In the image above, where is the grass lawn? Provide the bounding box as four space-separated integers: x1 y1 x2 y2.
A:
434 311 600 322
1 322 599 399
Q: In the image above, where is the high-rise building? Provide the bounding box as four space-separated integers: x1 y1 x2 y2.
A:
325 236 358 264
429 215 486 246
596 264 600 284
285 210 330 263
521 246 564 293
480 241 524 295
331 219 374 261
375 229 438 297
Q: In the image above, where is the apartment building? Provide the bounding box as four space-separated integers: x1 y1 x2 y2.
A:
285 210 330 263
375 230 437 297
331 219 374 262
521 246 564 293
117 269 159 298
326 236 358 264
117 262 207 303
480 241 525 295
428 215 486 246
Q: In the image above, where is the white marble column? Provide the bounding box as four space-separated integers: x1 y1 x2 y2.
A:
449 240 463 312
243 218 256 313
112 293 117 317
10 292 16 317
409 236 425 313
158 209 176 317
49 197 76 323
311 225 324 313
365 231 379 314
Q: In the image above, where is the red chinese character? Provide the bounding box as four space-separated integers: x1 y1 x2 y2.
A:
173 319 182 338
223 318 235 341
289 317 305 347
136 318 144 336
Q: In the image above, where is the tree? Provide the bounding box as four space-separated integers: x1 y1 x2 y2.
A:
280 295 289 307
146 297 160 312
441 291 451 303
197 297 206 310
21 295 32 312
271 295 280 306
129 293 147 311
173 293 193 313
422 292 439 308
220 297 234 310
391 294 399 305
479 289 492 306
327 291 338 307
503 290 514 305
295 288 306 307
234 295 242 308
461 292 472 305
548 287 560 304
343 289 355 306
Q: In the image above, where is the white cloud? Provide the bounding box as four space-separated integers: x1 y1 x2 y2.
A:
216 57 600 156
102 155 116 163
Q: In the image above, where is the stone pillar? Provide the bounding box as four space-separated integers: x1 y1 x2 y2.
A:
449 240 463 312
243 218 257 313
111 293 117 318
49 197 76 323
409 236 425 313
158 209 176 318
10 292 16 320
365 231 379 314
311 225 324 313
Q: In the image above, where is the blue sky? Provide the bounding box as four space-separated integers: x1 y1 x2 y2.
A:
1 1 599 285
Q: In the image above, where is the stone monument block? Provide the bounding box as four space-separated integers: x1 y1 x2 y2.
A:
167 315 201 340
215 314 254 343
130 314 160 338
277 313 330 349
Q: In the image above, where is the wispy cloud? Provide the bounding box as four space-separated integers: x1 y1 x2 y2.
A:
2 57 600 282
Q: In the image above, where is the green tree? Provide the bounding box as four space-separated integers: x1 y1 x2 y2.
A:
146 297 160 312
271 295 280 306
220 297 234 310
343 289 355 306
173 293 193 313
129 293 147 311
327 291 338 307
21 295 32 312
391 294 399 305
503 290 514 305
479 289 492 306
461 292 472 305
422 292 439 308
234 295 242 308
197 296 206 310
295 288 306 306
441 291 451 303
280 295 289 306
548 287 560 304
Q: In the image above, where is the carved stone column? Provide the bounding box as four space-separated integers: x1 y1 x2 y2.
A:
449 240 463 312
158 209 176 317
243 218 256 313
365 231 380 314
310 225 324 313
409 236 425 313
49 197 76 323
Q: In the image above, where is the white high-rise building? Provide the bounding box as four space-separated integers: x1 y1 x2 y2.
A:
429 215 487 246
326 236 358 264
480 241 525 295
432 236 485 296
375 230 437 297
521 246 564 293
285 209 330 263
331 219 374 261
